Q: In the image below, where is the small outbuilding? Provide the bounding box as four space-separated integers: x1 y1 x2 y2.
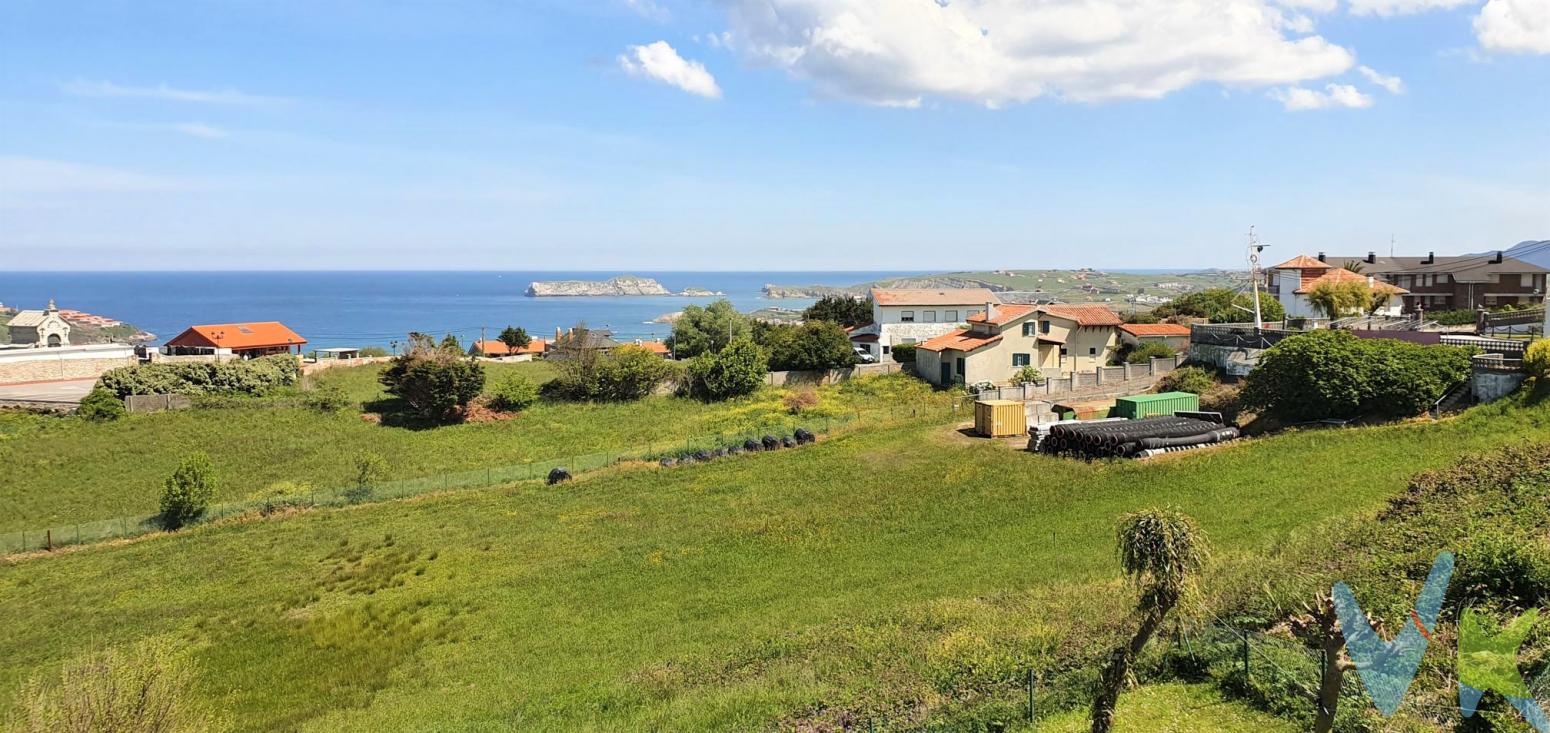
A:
7 300 71 347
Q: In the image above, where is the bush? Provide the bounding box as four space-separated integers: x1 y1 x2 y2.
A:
1453 531 1550 608
762 321 857 372
160 452 217 530
97 355 301 399
303 385 352 412
1430 309 1479 326
1159 366 1215 395
1525 339 1550 382
890 343 917 363
1240 330 1472 421
250 481 313 515
1124 341 1175 364
14 642 221 733
488 375 539 412
346 452 387 504
379 345 485 421
76 387 125 421
782 385 820 414
1125 312 1161 324
550 345 679 402
685 336 767 401
359 346 390 357
1010 366 1044 386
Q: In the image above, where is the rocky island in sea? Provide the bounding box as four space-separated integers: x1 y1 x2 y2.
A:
525 275 724 297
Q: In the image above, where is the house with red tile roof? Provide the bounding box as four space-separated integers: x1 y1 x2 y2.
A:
1266 255 1409 320
470 338 548 360
914 302 1123 386
1118 323 1192 351
162 322 306 360
848 288 1001 363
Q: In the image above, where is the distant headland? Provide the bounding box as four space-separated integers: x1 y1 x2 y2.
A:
525 276 724 297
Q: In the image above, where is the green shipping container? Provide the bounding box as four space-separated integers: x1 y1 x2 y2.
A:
1113 392 1201 420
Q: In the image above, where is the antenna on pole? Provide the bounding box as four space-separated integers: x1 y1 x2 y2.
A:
1390 234 1395 258
1248 226 1267 330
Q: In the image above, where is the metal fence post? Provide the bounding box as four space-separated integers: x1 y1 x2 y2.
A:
1027 668 1036 724
1242 632 1251 678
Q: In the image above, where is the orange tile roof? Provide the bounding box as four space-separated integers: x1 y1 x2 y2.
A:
471 338 546 355
635 340 670 355
966 303 1037 326
871 288 1001 306
1119 323 1192 337
916 328 1002 353
166 322 306 350
1294 267 1410 295
1272 255 1332 270
1040 304 1123 327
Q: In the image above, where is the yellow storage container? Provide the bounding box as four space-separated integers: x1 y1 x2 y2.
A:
974 399 1027 438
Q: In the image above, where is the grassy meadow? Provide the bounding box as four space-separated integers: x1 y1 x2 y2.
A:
2 389 1547 731
0 364 941 534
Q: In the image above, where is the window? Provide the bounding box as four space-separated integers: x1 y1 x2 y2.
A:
1524 273 1537 288
882 345 890 355
1040 320 1051 334
1022 322 1034 337
923 310 937 323
1012 353 1031 367
944 310 958 322
901 310 915 322
1089 347 1098 355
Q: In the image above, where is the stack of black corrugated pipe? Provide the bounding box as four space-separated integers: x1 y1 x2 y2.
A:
1039 416 1237 459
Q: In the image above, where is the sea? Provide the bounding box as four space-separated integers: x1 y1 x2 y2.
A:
0 271 922 348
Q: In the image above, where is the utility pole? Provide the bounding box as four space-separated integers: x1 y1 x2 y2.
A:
1248 226 1267 330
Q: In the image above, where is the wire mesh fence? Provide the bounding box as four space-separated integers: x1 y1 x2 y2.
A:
2 402 959 556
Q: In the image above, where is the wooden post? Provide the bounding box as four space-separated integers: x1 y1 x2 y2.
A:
45 529 52 551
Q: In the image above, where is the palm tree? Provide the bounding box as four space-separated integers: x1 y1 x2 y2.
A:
1342 260 1366 274
1306 281 1366 320
1091 508 1209 733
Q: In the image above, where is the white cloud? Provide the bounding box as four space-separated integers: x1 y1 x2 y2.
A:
60 79 291 107
1270 83 1374 109
618 41 723 98
1358 65 1406 93
0 156 186 193
1347 0 1475 15
1475 0 1550 53
1275 0 1339 12
721 0 1356 107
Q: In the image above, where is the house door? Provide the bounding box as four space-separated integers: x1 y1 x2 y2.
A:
955 357 965 382
939 362 951 384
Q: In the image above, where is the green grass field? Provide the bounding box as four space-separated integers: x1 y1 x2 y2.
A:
0 365 936 534
2 389 1546 731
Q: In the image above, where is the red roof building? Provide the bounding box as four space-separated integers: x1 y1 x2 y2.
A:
163 322 306 358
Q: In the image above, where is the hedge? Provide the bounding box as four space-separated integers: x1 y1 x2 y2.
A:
97 355 301 399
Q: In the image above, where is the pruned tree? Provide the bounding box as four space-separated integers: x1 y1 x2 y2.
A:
1289 590 1353 733
1091 507 1209 733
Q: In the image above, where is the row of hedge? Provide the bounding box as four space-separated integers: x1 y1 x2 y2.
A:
97 355 302 399
1240 330 1473 421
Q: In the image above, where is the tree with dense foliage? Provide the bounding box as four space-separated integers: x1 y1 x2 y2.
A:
1122 341 1175 364
802 295 873 328
438 334 462 353
77 387 126 421
890 343 916 363
1152 288 1284 324
488 374 540 412
379 340 486 422
1091 507 1208 733
761 321 857 372
498 326 531 350
160 451 217 530
685 336 767 401
1305 280 1370 320
1010 366 1044 386
1240 330 1473 421
667 299 752 359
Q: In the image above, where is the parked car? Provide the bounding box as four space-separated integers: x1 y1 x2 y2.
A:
852 345 877 363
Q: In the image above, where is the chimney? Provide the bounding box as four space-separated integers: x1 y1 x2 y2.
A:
555 326 562 341
1425 251 1435 265
1491 250 1504 264
1367 275 1375 287
1366 251 1376 264
984 301 997 322
1317 252 1326 262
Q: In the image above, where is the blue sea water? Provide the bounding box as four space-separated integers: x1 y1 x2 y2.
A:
0 271 920 348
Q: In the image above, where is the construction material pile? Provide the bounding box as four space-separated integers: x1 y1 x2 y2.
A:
1038 416 1237 460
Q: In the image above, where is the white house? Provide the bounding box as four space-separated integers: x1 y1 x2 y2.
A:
1265 255 1408 320
6 300 71 347
848 288 999 362
915 303 1124 386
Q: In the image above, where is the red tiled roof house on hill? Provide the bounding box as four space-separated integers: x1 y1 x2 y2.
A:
470 338 548 361
1118 323 1192 352
1265 255 1409 320
846 288 1000 363
162 322 306 360
914 303 1123 387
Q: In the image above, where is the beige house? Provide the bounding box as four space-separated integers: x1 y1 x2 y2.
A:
7 300 71 347
915 303 1122 386
848 288 999 362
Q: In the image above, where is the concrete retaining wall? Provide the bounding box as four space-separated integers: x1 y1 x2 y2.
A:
0 344 135 385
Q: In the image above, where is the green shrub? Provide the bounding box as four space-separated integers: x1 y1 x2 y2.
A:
1430 309 1479 326
1240 330 1471 421
488 374 540 412
1453 531 1550 608
303 385 352 412
1010 366 1044 386
1153 288 1285 324
76 387 126 421
802 295 873 328
761 321 857 372
346 452 387 504
549 345 678 402
358 346 390 357
97 355 301 399
667 300 751 359
250 481 314 515
379 345 485 421
1124 312 1161 324
890 343 917 363
1124 341 1176 364
1159 366 1214 395
685 336 767 401
160 452 217 530
14 642 222 733
1525 339 1550 382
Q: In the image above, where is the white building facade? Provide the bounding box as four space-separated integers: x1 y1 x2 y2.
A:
848 288 1000 362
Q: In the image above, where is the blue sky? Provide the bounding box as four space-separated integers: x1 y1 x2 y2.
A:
1 0 1546 271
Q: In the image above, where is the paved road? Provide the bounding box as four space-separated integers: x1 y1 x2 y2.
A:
0 378 97 404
